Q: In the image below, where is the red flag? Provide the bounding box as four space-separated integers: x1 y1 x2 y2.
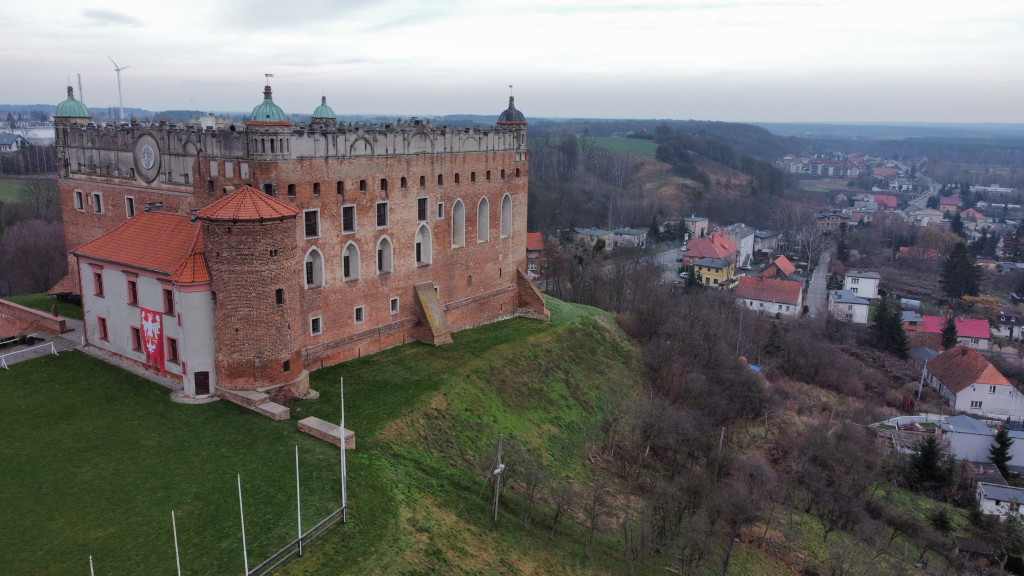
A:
140 307 165 375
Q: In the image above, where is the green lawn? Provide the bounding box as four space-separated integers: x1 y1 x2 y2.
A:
4 293 84 320
590 136 658 159
1 298 670 575
0 177 27 203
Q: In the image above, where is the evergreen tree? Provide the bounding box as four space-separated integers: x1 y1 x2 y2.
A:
940 243 982 300
911 435 953 491
991 426 1015 479
941 316 958 349
836 238 851 263
826 271 844 291
647 216 660 245
872 297 909 358
951 212 964 237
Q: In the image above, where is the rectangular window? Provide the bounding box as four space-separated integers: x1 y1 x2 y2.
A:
97 317 108 341
275 288 284 305
226 161 235 178
127 279 138 305
163 288 174 315
971 400 983 409
380 179 388 193
93 271 104 297
390 297 399 314
417 197 428 222
304 209 320 238
305 261 314 286
343 254 351 278
400 177 407 189
337 181 344 196
991 385 998 394
239 162 248 179
74 190 84 211
125 196 135 217
354 306 364 324
131 327 142 351
283 360 291 372
311 316 322 335
376 202 388 228
92 192 103 214
263 183 274 195
313 182 320 197
167 337 179 364
288 184 296 198
359 179 367 192
851 278 859 284
342 205 356 233
437 202 445 219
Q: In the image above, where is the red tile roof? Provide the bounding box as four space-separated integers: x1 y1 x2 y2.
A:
683 232 736 263
772 255 796 277
873 167 899 178
873 194 898 209
940 196 961 206
736 276 802 305
926 346 1011 394
921 316 990 339
198 186 301 221
526 232 544 251
72 212 206 278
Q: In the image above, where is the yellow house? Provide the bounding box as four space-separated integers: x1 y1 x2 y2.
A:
694 257 736 289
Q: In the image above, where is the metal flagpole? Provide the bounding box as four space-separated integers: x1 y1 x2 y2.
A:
172 511 181 576
340 377 347 522
238 475 249 575
492 434 504 521
295 445 302 557
89 555 95 576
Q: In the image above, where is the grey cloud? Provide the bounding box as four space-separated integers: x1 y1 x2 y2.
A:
82 8 143 26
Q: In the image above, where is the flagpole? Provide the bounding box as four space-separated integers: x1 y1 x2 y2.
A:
89 555 94 576
238 474 249 575
172 511 181 576
295 445 303 557
341 376 347 522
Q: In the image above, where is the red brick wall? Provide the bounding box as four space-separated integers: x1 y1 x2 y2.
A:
0 299 67 336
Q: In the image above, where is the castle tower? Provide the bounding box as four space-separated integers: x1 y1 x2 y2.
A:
197 186 308 399
496 93 528 150
246 84 293 194
310 96 336 131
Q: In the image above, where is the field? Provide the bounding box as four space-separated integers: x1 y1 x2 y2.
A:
0 297 674 575
0 177 26 203
3 293 84 320
798 178 849 194
590 136 658 158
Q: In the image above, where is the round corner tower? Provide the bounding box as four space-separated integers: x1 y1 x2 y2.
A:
198 186 307 398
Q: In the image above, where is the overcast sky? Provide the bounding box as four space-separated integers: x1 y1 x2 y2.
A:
4 1 1023 123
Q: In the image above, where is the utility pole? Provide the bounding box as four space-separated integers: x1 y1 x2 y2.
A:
492 434 505 521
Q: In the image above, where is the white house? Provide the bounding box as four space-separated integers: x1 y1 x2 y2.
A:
923 346 1024 418
977 483 1024 519
721 223 755 267
828 289 870 324
735 276 803 318
0 133 28 152
938 415 1024 465
843 270 880 299
611 227 648 248
72 211 217 398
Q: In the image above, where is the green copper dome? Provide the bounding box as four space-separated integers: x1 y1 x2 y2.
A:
55 86 91 118
249 85 290 124
312 96 335 119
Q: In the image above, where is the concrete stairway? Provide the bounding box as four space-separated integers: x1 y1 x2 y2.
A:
218 388 290 420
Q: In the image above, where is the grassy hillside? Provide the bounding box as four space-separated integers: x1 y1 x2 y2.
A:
0 297 680 575
590 136 658 158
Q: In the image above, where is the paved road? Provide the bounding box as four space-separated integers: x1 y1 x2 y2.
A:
806 247 832 317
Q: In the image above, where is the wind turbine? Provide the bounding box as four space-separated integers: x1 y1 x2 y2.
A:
107 55 130 123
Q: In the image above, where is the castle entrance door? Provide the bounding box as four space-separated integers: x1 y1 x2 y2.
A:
195 371 210 395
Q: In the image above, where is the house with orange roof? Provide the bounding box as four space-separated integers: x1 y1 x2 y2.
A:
680 231 737 267
72 210 216 397
736 276 803 317
922 346 1024 417
761 255 796 280
526 232 545 278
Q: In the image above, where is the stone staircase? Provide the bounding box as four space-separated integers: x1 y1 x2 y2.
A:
298 417 355 449
217 388 290 421
414 282 453 345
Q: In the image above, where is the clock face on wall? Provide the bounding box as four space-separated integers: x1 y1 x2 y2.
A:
134 134 161 182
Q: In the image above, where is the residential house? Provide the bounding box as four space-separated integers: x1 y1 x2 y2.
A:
849 209 874 224
721 223 755 267
843 270 881 299
0 133 28 152
694 257 735 289
873 167 899 179
937 415 1024 465
904 208 945 227
922 346 1024 417
611 227 647 248
762 255 797 280
833 193 848 204
681 232 736 267
753 229 778 254
907 346 938 368
574 227 615 251
939 196 961 215
683 215 708 239
902 310 925 332
918 316 991 351
526 232 545 279
854 199 879 211
828 289 870 324
977 483 1024 519
960 208 987 224
874 194 898 210
994 307 1024 341
735 276 803 317
816 211 851 232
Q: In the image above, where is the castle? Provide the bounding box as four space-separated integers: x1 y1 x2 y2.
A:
52 84 547 407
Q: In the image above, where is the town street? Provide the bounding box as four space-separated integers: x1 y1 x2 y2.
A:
806 247 832 317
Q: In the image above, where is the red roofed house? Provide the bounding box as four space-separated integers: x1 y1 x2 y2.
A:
922 346 1024 417
761 255 797 280
939 196 962 215
873 194 898 210
526 232 546 278
681 231 736 267
736 276 803 317
873 167 899 179
73 210 216 398
919 315 991 351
